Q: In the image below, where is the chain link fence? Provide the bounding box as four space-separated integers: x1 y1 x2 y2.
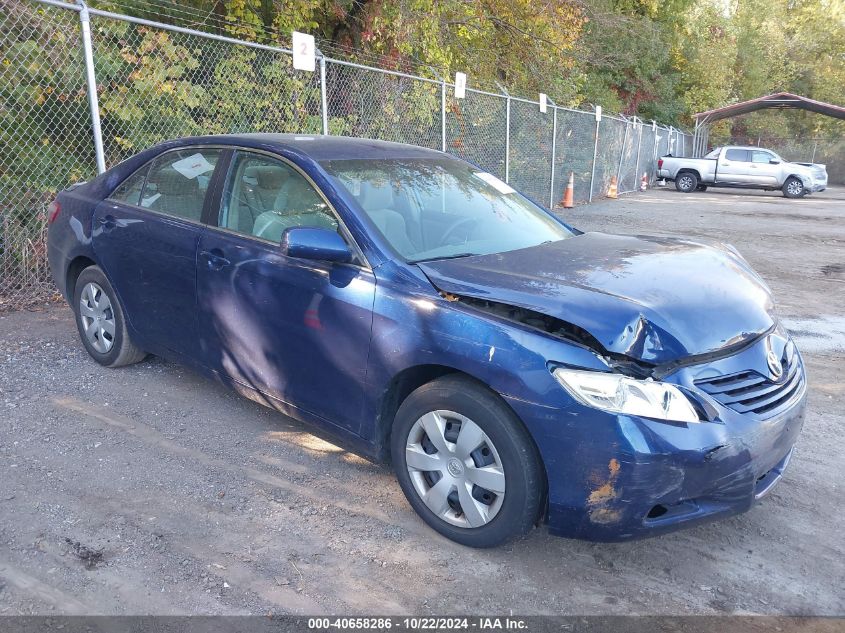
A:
1 0 692 305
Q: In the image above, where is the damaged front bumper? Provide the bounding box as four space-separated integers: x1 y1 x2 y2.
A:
502 354 807 542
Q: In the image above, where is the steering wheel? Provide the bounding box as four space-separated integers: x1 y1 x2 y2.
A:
440 217 478 245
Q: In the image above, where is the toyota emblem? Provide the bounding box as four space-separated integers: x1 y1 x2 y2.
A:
767 350 783 380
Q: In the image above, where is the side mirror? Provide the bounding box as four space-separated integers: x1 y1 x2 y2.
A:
769 159 780 165
281 227 353 264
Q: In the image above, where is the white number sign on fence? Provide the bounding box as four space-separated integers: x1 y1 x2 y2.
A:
292 31 316 72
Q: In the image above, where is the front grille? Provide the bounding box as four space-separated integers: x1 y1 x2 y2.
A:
695 343 805 418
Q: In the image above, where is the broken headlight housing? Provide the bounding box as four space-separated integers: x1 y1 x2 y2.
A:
552 367 701 423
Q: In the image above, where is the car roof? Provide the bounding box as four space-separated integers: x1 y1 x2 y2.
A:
170 133 447 161
727 145 775 151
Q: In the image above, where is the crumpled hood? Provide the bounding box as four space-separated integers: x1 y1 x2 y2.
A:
419 232 775 365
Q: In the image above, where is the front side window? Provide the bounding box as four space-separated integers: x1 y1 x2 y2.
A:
139 149 221 222
220 152 338 242
751 150 775 163
321 157 573 262
725 149 749 162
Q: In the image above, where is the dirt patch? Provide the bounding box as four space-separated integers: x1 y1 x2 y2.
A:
64 539 104 570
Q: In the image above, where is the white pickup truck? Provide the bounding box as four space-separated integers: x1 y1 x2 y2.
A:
657 145 828 198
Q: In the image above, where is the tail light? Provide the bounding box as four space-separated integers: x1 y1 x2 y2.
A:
47 199 61 224
657 158 664 169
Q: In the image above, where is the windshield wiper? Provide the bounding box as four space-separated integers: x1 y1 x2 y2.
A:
408 252 480 264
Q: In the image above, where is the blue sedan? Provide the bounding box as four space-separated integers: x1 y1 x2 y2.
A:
47 135 806 547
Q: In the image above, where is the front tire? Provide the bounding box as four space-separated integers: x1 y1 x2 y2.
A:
391 375 545 548
782 176 805 198
73 266 147 367
696 184 708 192
675 172 698 193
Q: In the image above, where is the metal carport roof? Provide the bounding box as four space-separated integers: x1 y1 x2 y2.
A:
691 92 845 155
694 92 845 124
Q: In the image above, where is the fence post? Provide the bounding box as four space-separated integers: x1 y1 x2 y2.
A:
441 80 447 152
633 118 643 188
504 96 511 183
319 54 329 136
589 107 600 202
651 121 659 182
616 118 630 191
549 105 557 208
76 0 105 174
811 141 817 162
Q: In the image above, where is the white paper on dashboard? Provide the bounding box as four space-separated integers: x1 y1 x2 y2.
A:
171 153 214 179
474 171 515 194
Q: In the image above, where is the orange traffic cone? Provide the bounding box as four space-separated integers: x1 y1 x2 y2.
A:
607 175 618 199
561 172 574 208
640 172 648 191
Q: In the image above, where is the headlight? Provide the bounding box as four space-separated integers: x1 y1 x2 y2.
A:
552 367 701 423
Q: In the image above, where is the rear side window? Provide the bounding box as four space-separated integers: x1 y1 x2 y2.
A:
139 149 221 222
725 149 749 162
109 165 149 206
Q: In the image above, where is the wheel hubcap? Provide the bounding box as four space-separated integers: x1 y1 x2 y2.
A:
680 176 693 190
788 181 802 195
79 282 115 354
405 410 506 528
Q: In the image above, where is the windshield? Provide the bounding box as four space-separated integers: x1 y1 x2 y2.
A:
321 157 573 262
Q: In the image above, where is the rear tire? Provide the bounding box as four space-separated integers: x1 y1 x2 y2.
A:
675 172 698 193
73 266 147 367
782 177 805 198
391 375 545 548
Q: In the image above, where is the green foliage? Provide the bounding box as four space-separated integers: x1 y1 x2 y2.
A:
84 0 844 131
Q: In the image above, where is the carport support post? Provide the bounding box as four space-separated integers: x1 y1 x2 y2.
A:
319 54 329 136
77 0 105 174
589 108 600 202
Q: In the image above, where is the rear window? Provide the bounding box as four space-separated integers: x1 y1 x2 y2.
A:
109 166 149 206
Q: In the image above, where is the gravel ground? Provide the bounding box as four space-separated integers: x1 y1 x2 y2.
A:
0 186 843 616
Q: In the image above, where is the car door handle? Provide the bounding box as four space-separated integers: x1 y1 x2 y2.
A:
200 249 230 270
97 215 116 232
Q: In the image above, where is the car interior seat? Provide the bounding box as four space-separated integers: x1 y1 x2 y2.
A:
235 165 289 234
252 175 337 244
147 167 202 220
359 181 416 257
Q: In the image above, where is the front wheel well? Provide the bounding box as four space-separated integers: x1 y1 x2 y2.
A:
65 256 97 301
375 365 460 458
